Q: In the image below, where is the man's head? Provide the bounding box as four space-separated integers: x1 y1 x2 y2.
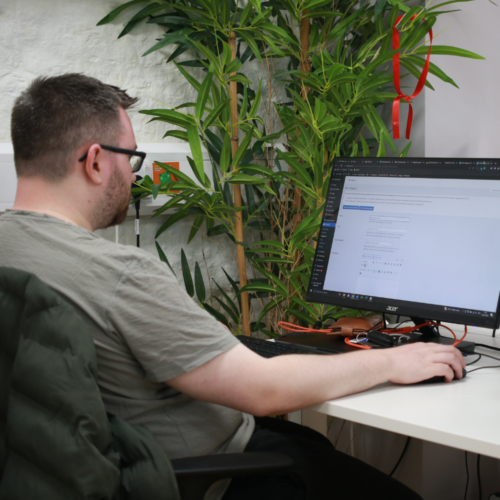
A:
11 73 138 182
11 74 140 230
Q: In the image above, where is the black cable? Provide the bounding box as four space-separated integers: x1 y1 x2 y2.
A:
464 451 469 500
389 436 411 477
481 353 500 362
477 455 482 500
135 203 140 248
466 354 482 366
475 343 500 352
393 319 413 329
131 175 142 249
467 364 500 374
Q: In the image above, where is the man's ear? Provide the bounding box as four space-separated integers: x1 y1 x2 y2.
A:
84 144 105 185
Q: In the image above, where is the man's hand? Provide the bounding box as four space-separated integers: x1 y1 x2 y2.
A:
385 342 466 384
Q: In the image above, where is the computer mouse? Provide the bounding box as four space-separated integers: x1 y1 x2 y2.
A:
418 368 467 384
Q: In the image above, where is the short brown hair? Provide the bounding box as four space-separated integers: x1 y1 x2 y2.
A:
11 74 138 181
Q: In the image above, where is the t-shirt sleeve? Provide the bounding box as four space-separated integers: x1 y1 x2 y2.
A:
106 251 240 382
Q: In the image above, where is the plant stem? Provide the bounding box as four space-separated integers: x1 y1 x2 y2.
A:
229 30 251 336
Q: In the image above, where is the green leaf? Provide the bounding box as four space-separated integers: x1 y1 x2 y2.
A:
239 283 280 294
232 126 254 167
96 0 148 25
163 130 189 141
240 83 249 121
195 65 214 121
118 3 167 37
188 214 204 243
237 30 262 61
140 108 195 128
360 135 370 157
399 59 435 90
222 267 241 311
377 138 386 157
414 45 485 59
155 241 176 276
426 0 473 12
227 174 271 186
202 302 229 326
399 141 412 157
250 240 285 249
238 164 274 177
244 183 256 215
174 62 202 92
227 74 253 85
194 262 206 303
303 10 342 18
405 55 458 88
203 98 231 130
187 156 210 189
302 0 335 8
212 280 240 320
256 297 286 325
213 297 239 324
207 224 230 237
187 125 209 187
288 295 318 318
247 79 262 121
151 183 161 199
226 58 243 75
155 209 191 238
239 1 254 26
220 132 232 173
142 32 194 57
181 249 194 297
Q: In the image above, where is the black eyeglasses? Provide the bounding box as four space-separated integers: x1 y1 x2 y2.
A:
78 144 146 173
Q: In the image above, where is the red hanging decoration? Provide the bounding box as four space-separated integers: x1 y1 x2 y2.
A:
392 14 433 139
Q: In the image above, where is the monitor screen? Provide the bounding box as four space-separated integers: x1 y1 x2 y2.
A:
305 157 500 330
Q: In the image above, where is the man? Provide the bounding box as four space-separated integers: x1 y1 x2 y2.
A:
0 74 465 499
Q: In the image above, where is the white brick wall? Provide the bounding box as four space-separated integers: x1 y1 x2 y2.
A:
0 0 256 312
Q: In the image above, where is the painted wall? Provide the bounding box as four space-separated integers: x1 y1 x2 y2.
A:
425 0 500 158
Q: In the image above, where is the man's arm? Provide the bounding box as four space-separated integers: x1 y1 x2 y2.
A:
166 342 465 417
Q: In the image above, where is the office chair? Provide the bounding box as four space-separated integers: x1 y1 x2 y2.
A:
0 267 292 500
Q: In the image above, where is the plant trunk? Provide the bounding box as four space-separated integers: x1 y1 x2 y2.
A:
229 31 251 336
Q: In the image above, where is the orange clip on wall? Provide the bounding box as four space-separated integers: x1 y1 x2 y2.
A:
153 162 180 193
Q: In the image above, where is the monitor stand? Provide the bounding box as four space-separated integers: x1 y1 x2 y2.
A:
408 317 475 354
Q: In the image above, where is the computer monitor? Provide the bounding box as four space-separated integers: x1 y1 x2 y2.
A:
305 157 500 353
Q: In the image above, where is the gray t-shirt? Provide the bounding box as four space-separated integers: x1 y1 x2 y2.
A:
0 211 254 463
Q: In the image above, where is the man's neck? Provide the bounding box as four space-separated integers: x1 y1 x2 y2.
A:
12 177 94 231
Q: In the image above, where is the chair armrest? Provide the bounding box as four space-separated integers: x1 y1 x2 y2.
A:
171 452 294 500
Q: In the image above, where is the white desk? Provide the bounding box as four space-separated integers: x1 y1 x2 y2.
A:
303 328 500 459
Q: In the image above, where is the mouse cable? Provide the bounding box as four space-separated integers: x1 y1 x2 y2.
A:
481 353 500 362
475 343 500 352
389 436 411 477
466 354 482 367
464 452 469 500
467 364 500 374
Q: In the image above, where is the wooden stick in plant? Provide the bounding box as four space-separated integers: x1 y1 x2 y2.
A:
229 31 251 337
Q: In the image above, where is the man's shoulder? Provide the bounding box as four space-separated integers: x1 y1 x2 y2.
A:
0 210 174 282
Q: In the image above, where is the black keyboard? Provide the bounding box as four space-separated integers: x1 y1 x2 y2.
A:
236 335 335 358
